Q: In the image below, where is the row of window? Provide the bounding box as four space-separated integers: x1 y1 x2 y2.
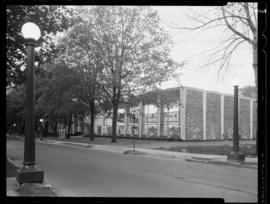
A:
116 114 179 123
145 112 179 122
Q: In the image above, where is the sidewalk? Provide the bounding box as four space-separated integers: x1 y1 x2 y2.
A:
39 139 258 169
6 157 57 197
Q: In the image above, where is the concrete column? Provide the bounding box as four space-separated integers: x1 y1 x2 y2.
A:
138 102 144 138
146 105 149 136
124 107 128 137
221 94 224 140
250 99 253 139
157 95 163 137
180 87 186 140
203 91 207 140
103 116 107 135
72 114 75 134
178 99 181 139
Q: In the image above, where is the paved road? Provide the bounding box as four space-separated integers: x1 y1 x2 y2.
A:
7 140 257 202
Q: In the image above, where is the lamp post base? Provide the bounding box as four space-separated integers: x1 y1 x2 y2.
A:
227 151 245 163
16 167 44 186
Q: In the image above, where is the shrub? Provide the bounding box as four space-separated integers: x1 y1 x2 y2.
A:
168 136 182 141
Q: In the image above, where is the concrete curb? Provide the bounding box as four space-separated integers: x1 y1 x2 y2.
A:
123 150 146 155
185 157 257 169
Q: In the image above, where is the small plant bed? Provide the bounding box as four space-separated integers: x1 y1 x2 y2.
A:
154 144 257 157
123 150 146 155
61 142 93 148
6 159 19 177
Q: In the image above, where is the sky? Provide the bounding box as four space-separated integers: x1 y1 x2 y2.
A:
153 6 255 94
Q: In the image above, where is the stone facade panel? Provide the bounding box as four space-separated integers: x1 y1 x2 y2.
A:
185 89 203 140
224 96 234 139
253 101 257 139
239 98 250 139
206 93 221 140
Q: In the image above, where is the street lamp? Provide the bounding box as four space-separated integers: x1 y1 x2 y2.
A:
16 22 44 185
12 123 16 137
227 79 245 163
39 118 45 140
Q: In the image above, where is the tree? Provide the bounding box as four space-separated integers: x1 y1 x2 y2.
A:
36 62 87 138
83 6 179 142
170 3 258 152
6 5 74 87
56 9 105 141
239 85 256 99
6 85 25 135
171 3 257 89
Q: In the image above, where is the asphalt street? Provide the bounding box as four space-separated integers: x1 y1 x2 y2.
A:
7 140 257 202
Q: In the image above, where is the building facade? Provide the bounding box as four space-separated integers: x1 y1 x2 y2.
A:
71 86 256 140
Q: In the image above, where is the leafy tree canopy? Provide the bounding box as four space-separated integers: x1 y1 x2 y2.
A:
6 85 25 126
6 5 74 86
239 85 257 99
36 63 87 122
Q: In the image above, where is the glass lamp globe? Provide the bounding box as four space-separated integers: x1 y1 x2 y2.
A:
21 22 41 41
232 77 240 87
72 98 78 102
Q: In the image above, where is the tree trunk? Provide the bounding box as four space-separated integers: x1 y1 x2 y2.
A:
19 119 25 135
111 87 119 143
252 41 258 155
66 113 72 139
253 44 258 92
89 100 95 141
111 100 118 143
53 121 58 137
44 121 49 138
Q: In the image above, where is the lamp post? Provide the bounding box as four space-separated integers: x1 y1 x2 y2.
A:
227 80 245 163
16 22 44 185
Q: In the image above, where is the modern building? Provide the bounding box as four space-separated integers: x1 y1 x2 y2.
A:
69 86 256 141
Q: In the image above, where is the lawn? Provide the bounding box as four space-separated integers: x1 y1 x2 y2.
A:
155 144 257 157
7 135 256 157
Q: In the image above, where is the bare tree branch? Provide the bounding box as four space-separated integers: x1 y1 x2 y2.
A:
218 39 245 76
220 37 242 60
221 6 253 45
171 14 249 31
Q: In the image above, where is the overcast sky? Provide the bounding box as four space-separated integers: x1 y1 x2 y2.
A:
153 6 255 94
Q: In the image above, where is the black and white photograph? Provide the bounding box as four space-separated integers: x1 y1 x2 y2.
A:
5 3 265 203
